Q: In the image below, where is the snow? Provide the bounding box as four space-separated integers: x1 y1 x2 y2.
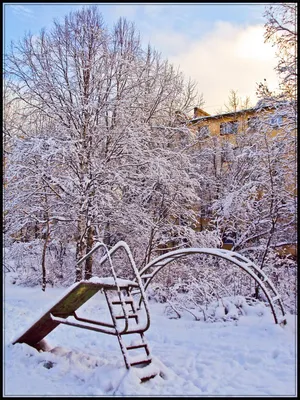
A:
3 279 297 396
86 276 138 287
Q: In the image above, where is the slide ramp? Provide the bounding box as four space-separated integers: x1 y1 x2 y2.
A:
12 281 119 349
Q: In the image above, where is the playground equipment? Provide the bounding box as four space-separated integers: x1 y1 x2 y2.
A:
136 247 287 326
13 241 287 383
13 242 160 382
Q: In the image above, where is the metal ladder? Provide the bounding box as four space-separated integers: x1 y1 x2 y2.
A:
104 285 158 381
74 241 159 382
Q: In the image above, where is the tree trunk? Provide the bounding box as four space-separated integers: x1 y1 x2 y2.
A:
41 220 50 292
103 221 111 246
75 203 88 281
75 238 85 282
254 284 260 300
75 221 86 282
141 227 155 269
84 225 94 280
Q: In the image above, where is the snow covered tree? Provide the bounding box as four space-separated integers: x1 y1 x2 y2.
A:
211 102 295 253
263 3 297 100
202 3 298 303
4 6 203 284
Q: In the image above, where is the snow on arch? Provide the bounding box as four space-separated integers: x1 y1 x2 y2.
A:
137 247 286 326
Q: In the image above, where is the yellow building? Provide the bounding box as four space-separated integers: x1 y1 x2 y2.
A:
189 104 287 141
186 103 296 257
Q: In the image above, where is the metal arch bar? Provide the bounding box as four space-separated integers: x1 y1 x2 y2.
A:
137 248 286 326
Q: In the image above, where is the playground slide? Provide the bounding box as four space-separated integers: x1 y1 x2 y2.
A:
13 276 140 350
13 281 112 349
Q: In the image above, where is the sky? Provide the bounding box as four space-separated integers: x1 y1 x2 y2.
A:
3 2 280 113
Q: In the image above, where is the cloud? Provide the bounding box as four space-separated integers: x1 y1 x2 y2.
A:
110 4 140 20
142 4 168 18
144 29 192 56
106 9 279 112
149 21 279 112
10 5 34 19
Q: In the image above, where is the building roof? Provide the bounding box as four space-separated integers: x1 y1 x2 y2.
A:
190 106 264 124
189 99 293 124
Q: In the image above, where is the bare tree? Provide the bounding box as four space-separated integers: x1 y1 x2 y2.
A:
221 89 252 114
5 6 202 283
263 3 297 100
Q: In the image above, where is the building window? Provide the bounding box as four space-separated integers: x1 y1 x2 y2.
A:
247 116 260 131
178 214 188 226
220 120 239 135
197 125 210 138
269 115 283 128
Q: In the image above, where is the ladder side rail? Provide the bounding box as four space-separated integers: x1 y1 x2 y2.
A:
77 241 131 332
102 241 151 332
75 241 108 268
50 310 145 337
104 290 131 369
72 311 115 329
50 314 118 335
98 243 131 332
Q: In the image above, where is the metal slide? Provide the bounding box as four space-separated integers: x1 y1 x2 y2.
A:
13 242 160 382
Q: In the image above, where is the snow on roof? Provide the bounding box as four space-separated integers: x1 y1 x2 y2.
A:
189 99 293 124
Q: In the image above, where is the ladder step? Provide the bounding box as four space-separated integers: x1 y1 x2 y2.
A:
120 329 145 335
130 358 152 367
140 373 158 382
134 363 160 382
272 295 280 302
111 300 133 305
126 343 148 351
115 314 138 320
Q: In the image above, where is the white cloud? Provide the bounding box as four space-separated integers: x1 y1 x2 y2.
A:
10 5 34 19
145 29 192 56
142 4 167 18
151 21 279 112
235 25 276 61
110 4 140 20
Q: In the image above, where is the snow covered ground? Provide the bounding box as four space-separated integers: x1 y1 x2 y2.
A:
3 278 297 397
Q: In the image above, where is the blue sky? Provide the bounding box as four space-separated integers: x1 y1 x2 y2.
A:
3 3 279 113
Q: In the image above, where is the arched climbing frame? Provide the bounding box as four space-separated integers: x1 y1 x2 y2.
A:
131 247 287 326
